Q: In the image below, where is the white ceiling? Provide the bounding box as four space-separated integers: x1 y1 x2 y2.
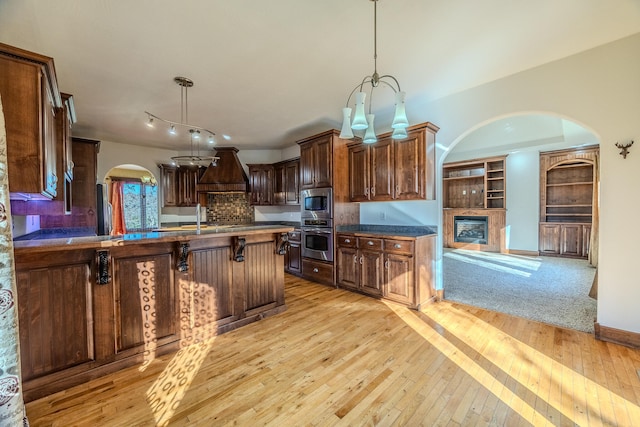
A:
0 0 639 152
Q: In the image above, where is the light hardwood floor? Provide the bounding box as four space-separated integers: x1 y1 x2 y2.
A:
26 275 640 426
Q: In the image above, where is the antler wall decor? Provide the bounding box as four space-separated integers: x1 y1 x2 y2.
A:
615 140 634 159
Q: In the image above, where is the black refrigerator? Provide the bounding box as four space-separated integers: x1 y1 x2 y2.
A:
96 184 112 235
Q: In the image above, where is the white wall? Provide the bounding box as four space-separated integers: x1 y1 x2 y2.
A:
416 33 640 334
504 151 540 251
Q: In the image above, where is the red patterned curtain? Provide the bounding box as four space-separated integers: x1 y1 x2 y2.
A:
110 181 127 235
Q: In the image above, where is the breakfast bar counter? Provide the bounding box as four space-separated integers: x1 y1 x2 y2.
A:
13 224 293 401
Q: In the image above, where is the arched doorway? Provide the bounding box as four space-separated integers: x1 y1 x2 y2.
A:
103 164 159 234
441 113 599 332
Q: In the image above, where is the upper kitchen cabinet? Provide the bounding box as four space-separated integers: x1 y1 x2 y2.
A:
54 93 77 213
159 164 203 207
348 122 438 202
71 138 100 230
298 131 334 189
248 164 274 206
273 158 300 205
0 43 62 199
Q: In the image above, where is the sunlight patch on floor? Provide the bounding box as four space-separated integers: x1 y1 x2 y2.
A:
449 248 542 271
385 300 640 426
444 250 534 277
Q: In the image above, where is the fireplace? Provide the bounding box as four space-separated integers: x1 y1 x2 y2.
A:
454 216 488 244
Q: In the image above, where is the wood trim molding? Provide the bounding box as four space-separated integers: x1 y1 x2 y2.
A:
594 322 640 348
503 249 540 257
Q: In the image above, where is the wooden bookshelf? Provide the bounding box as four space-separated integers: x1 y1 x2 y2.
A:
443 155 507 209
539 146 599 258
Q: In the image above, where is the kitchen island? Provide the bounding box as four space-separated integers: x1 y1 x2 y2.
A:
13 224 293 401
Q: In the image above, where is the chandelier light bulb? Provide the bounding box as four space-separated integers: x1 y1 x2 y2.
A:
351 92 369 130
363 114 377 144
169 124 176 135
339 108 354 139
391 91 409 129
146 116 154 128
208 134 215 144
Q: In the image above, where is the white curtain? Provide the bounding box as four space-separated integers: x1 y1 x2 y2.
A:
0 95 29 424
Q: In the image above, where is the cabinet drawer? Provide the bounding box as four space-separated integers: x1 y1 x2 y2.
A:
302 258 334 286
358 237 383 251
384 239 414 255
336 233 357 248
288 230 301 243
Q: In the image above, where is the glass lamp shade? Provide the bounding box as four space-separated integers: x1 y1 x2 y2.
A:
391 91 409 129
363 114 377 144
339 107 354 139
392 126 408 140
351 92 369 130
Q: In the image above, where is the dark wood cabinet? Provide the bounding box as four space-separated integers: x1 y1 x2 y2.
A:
336 232 436 309
71 138 99 230
160 165 178 207
248 164 274 205
159 165 203 207
299 133 333 189
273 158 300 205
539 146 598 258
284 229 302 275
0 42 62 199
55 93 76 213
443 155 507 209
348 122 438 202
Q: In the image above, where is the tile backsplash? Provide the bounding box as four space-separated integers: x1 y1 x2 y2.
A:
206 192 254 225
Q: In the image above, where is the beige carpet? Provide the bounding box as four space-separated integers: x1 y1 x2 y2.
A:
443 249 597 333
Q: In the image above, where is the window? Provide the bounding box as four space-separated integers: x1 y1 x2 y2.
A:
122 182 159 231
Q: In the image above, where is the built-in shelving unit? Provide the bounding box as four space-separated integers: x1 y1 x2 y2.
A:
539 146 599 258
442 155 507 252
443 156 506 209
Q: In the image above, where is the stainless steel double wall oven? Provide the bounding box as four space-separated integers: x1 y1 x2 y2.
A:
300 188 333 262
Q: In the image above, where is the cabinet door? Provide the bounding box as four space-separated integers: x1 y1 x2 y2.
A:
273 163 286 205
114 252 177 354
299 142 316 189
349 144 370 202
160 166 178 207
43 80 58 198
394 130 425 200
285 241 302 275
313 135 333 188
370 139 394 201
539 223 561 255
178 167 200 206
384 253 414 306
560 224 583 257
249 165 273 205
284 160 300 204
359 249 383 297
71 139 98 229
336 246 359 291
16 262 93 381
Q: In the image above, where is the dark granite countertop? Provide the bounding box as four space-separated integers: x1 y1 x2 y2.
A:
336 224 437 238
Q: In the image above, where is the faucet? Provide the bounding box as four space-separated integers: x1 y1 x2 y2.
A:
196 203 201 234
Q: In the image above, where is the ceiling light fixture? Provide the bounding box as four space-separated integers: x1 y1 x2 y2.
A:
145 76 219 167
339 0 409 143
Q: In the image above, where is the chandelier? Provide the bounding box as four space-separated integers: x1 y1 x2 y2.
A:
339 0 409 143
145 76 219 167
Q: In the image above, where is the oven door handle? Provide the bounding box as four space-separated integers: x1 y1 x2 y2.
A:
303 229 333 234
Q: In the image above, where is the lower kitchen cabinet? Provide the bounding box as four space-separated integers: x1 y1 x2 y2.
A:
301 257 334 286
284 229 302 275
336 232 436 309
539 222 591 258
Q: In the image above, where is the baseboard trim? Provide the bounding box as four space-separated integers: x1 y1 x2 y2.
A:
594 322 640 348
503 249 540 257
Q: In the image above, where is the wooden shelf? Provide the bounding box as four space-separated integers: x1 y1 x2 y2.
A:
443 155 506 209
547 181 593 187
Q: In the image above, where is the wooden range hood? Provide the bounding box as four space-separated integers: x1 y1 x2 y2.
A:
196 147 249 193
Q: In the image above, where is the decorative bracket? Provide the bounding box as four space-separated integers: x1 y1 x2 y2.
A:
276 232 289 255
96 250 111 285
615 140 634 159
176 242 190 272
233 237 246 262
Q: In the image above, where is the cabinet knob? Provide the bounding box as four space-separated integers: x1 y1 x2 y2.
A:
313 268 319 273
353 255 358 263
345 238 351 243
394 243 402 249
360 256 363 264
371 187 375 197
367 241 374 246
385 260 389 269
